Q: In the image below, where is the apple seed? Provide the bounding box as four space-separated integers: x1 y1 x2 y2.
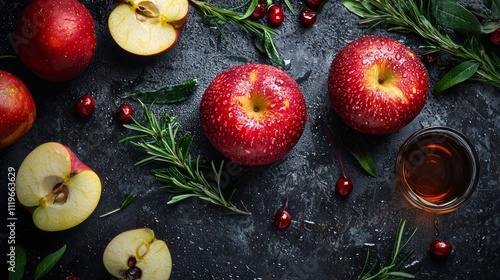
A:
136 1 160 21
128 256 137 267
51 183 69 204
137 243 148 258
125 267 142 279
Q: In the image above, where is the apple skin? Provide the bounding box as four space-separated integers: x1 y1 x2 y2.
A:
13 0 96 82
328 35 429 135
103 228 172 280
200 63 308 166
108 0 189 56
0 70 36 149
15 142 102 232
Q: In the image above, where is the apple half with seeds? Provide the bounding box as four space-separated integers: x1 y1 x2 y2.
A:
15 142 101 231
108 0 189 56
103 228 172 279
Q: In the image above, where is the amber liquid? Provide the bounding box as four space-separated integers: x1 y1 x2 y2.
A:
400 134 473 205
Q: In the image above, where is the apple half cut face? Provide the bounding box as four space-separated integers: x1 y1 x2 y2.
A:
103 228 172 280
108 0 189 56
15 142 101 231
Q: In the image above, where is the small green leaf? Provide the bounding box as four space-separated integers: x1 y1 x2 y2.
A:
262 31 283 66
385 271 416 278
8 245 26 280
491 0 500 20
345 137 377 177
122 79 198 104
34 245 67 280
435 2 482 34
238 0 258 19
483 21 500 33
342 0 373 18
433 61 480 94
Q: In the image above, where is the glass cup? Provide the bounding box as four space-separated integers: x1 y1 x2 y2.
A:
395 126 480 214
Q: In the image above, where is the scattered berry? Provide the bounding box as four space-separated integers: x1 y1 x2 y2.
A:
267 4 284 26
421 53 438 64
273 199 292 231
490 28 500 46
249 0 268 20
428 239 453 258
335 176 353 199
65 276 80 280
299 7 317 27
304 0 322 9
116 103 134 123
75 94 95 117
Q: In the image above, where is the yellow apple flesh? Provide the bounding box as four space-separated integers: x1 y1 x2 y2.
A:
103 228 172 279
15 142 101 231
108 0 189 56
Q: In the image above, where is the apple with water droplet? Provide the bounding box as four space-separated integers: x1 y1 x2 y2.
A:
328 35 429 135
200 63 307 166
13 0 96 82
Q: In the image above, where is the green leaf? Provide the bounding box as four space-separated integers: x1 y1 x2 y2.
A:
491 0 500 20
261 31 283 66
433 61 480 94
385 271 416 278
238 0 258 19
483 21 500 33
8 245 26 280
345 137 377 177
435 2 482 34
34 245 67 280
342 0 373 18
122 79 198 104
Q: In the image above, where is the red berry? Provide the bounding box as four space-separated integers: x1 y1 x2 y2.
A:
75 94 95 117
116 103 134 123
249 0 268 20
267 4 284 26
304 0 322 9
274 210 292 230
65 276 80 280
428 239 453 258
421 53 438 64
335 176 353 199
490 28 500 45
299 7 317 27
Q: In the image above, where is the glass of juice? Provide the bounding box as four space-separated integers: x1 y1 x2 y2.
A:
395 126 480 214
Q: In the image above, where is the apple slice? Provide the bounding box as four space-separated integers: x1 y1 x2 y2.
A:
15 142 101 232
108 0 189 56
103 228 172 279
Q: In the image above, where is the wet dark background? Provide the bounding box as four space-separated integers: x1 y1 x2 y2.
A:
1 0 499 279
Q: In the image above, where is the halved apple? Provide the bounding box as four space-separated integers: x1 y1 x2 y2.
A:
108 0 189 56
15 142 101 232
103 228 172 279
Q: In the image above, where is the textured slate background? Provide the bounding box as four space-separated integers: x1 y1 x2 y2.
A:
0 0 499 279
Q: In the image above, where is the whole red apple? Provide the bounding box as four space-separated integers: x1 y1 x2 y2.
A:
328 35 429 135
200 63 307 166
0 70 36 149
13 0 96 82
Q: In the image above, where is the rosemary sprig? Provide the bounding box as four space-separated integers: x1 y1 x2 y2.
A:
99 192 137 217
358 219 417 280
119 100 251 215
189 0 283 66
342 0 500 93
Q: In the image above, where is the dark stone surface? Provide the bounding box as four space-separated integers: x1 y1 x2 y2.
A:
1 1 499 279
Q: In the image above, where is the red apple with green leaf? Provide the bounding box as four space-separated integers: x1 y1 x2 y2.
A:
200 63 307 166
0 70 36 149
13 0 96 82
108 0 189 56
328 35 429 135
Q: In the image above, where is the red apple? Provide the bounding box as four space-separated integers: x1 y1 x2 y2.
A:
328 35 429 135
200 63 307 166
108 0 189 56
13 0 97 82
0 70 36 149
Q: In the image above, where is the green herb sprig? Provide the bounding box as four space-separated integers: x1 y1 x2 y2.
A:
342 0 500 93
122 79 198 104
119 100 251 215
99 193 137 217
189 0 283 66
358 220 417 280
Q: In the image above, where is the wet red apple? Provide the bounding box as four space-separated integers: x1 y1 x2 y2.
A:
13 0 97 82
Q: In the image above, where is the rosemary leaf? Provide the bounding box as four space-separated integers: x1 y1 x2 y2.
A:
99 193 137 218
122 79 198 104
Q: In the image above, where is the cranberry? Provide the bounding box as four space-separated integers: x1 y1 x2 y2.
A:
249 0 268 20
490 28 500 46
299 7 317 27
65 276 80 280
304 0 322 9
421 53 438 64
116 103 134 123
75 94 95 117
273 199 292 230
267 4 284 26
428 239 453 258
335 176 353 199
